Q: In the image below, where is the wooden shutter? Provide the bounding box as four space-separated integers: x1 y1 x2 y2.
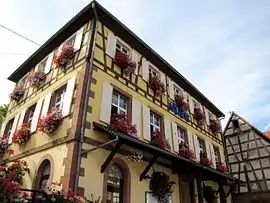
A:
142 105 151 141
31 98 43 133
194 135 200 161
9 114 19 144
160 71 166 86
105 33 117 58
205 107 210 125
220 146 226 164
41 93 52 116
142 58 149 81
62 77 76 117
0 122 6 137
132 99 141 138
131 49 139 75
172 121 178 152
100 83 113 123
210 144 216 168
164 118 172 149
206 141 212 161
74 28 83 51
168 77 175 100
187 130 194 151
44 53 53 74
17 108 26 127
189 96 194 114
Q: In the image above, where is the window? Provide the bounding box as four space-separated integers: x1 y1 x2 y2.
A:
213 146 221 164
4 118 14 138
232 120 240 129
116 40 130 55
50 85 66 111
198 138 206 154
146 192 172 203
23 104 36 125
149 65 160 79
38 160 51 190
106 164 124 203
150 111 161 138
193 99 199 108
36 57 48 72
177 126 188 145
174 85 183 97
64 34 76 48
19 74 28 88
111 91 128 118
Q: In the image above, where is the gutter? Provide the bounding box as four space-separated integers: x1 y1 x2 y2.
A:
74 2 98 192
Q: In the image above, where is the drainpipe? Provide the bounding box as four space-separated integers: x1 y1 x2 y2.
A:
74 2 98 192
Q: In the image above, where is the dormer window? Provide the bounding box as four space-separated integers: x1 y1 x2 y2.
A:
116 40 130 55
149 65 160 79
232 120 240 129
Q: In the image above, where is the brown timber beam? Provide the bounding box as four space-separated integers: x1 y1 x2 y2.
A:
139 153 159 181
196 172 203 203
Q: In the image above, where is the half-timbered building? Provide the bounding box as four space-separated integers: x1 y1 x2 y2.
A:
1 1 239 202
223 112 270 202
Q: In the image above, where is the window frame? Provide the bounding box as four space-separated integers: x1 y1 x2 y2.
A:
177 125 188 145
173 84 183 98
49 85 67 112
4 118 14 138
149 64 160 79
116 39 131 56
23 103 37 125
150 111 161 133
193 99 199 108
18 74 28 88
213 145 221 164
198 137 206 154
36 56 49 72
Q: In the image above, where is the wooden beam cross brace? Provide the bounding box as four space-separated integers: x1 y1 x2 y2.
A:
139 154 159 181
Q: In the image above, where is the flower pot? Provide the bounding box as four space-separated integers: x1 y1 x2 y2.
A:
194 107 205 125
175 94 189 111
150 131 170 150
12 123 31 145
29 70 46 88
114 51 136 74
110 113 137 137
148 76 165 97
54 46 74 69
38 110 63 135
10 86 25 102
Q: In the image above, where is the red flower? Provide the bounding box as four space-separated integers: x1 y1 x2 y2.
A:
28 70 46 87
194 107 205 125
178 143 195 159
38 109 63 134
216 162 228 173
12 123 31 145
200 152 212 167
175 94 189 111
149 76 165 97
110 113 137 137
54 46 74 68
10 86 25 102
114 51 137 74
209 119 220 134
6 149 14 155
151 131 171 150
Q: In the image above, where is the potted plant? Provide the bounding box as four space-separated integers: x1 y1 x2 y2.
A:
216 162 228 173
114 51 137 75
54 46 75 69
175 94 189 111
12 123 31 145
28 70 46 88
0 134 11 159
194 107 205 125
38 109 63 134
203 185 218 203
178 142 195 159
148 76 165 97
110 113 137 137
200 152 212 167
149 171 175 202
209 119 220 134
150 131 171 150
10 86 25 102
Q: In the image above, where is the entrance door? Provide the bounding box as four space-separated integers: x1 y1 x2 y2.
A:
179 180 193 203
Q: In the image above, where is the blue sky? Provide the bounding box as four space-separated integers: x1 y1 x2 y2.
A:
0 0 270 130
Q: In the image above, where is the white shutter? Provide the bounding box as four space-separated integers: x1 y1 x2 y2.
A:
172 122 178 152
41 93 52 116
105 33 117 58
131 49 139 75
9 114 19 144
132 99 141 138
194 135 200 161
205 107 210 125
0 122 7 137
142 105 151 141
187 130 194 151
183 92 188 102
220 146 226 164
189 97 194 114
17 108 26 127
210 144 216 168
142 58 149 81
206 141 212 161
62 77 76 117
160 71 166 85
164 118 172 148
44 53 53 74
100 83 113 123
168 77 175 100
31 98 43 133
74 28 83 51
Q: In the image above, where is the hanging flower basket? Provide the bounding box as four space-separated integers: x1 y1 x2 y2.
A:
10 86 25 102
114 51 136 75
209 119 220 134
110 113 137 137
149 76 165 97
175 94 189 111
28 70 46 88
12 123 31 145
200 152 212 167
38 109 63 134
54 46 74 69
194 107 205 125
203 185 218 203
178 143 195 159
216 162 228 173
149 171 175 202
150 131 171 150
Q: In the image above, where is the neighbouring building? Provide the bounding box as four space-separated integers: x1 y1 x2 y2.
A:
223 112 270 202
1 1 239 203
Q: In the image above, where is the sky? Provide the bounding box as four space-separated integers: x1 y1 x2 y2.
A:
0 0 270 131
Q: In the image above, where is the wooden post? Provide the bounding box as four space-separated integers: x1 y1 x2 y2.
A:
219 180 226 203
196 172 203 203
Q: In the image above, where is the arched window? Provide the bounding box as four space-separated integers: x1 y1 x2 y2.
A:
38 160 51 190
106 164 124 203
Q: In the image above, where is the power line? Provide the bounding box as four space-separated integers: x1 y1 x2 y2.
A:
0 24 40 46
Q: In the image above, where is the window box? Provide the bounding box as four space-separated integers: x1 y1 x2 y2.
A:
114 51 136 75
110 113 137 137
53 46 75 69
10 86 25 102
28 70 46 88
194 107 205 125
178 143 195 159
38 109 63 135
216 162 228 173
148 75 165 97
209 119 220 134
175 94 189 111
150 131 170 150
200 152 212 167
12 123 31 145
